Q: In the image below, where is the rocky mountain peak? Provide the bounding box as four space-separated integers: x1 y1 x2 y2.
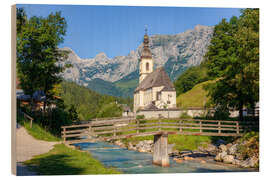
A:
61 25 214 89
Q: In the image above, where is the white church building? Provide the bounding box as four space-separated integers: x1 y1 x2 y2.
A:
134 30 180 118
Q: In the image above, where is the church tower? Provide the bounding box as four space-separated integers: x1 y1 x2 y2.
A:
139 28 153 83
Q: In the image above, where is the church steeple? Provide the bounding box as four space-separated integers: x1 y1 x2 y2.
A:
139 27 154 83
141 27 152 59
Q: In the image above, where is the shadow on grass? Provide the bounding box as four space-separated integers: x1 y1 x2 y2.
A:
24 154 85 175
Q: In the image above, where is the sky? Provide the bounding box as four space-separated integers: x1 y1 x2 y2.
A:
17 4 242 59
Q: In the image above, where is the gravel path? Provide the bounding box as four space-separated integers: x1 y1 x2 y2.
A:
16 126 59 175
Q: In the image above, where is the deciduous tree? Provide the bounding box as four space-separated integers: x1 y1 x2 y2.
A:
205 9 259 120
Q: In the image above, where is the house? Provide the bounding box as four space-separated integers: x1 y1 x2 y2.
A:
133 29 178 117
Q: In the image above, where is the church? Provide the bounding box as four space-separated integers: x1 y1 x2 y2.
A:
133 30 177 114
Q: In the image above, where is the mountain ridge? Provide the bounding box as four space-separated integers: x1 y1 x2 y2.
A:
61 25 214 97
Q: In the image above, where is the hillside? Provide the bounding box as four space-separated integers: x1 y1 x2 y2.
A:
59 81 132 120
176 80 214 108
61 25 214 97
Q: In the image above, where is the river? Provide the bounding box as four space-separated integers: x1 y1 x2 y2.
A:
73 142 257 174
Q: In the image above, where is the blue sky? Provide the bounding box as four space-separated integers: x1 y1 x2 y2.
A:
17 4 242 58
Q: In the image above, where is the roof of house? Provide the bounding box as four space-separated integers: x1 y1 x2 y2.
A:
134 67 175 93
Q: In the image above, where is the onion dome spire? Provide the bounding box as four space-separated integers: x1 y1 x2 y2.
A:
141 26 152 59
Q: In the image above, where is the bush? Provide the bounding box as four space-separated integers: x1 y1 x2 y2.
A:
180 112 192 119
238 131 259 165
96 103 122 118
213 105 230 120
136 115 145 119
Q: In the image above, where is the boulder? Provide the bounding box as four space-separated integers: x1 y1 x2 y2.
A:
226 143 233 149
228 144 238 155
184 156 194 161
173 158 184 163
240 157 259 168
232 159 241 166
115 140 124 147
215 151 227 162
223 155 235 164
128 142 136 151
199 143 218 154
145 140 153 144
219 144 227 153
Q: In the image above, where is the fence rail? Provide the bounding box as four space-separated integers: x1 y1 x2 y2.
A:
18 110 34 128
61 118 259 144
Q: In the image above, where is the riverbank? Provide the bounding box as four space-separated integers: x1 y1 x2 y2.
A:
75 141 257 174
16 122 121 175
110 133 259 170
23 144 121 175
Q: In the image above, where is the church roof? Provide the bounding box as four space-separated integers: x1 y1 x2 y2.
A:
134 67 175 93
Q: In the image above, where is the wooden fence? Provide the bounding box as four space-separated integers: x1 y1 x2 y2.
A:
18 110 34 128
61 118 259 144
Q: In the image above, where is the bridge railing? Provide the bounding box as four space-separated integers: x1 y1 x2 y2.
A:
61 118 259 144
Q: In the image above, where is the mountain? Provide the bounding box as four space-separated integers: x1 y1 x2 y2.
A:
61 25 214 97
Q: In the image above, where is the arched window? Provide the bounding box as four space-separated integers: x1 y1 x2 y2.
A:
146 62 149 71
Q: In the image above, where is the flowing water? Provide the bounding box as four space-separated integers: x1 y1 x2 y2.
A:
74 142 257 174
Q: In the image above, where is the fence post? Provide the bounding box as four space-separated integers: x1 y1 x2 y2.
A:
199 121 202 133
63 127 66 143
88 124 92 137
137 119 139 134
113 125 116 137
218 121 221 134
179 120 182 133
30 118 33 128
236 121 239 134
159 118 161 131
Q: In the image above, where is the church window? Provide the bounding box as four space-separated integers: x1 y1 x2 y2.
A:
156 92 161 100
146 62 149 71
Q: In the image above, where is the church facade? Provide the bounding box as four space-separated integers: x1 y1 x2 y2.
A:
133 30 177 113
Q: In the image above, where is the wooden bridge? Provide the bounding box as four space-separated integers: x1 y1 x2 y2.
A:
61 117 258 167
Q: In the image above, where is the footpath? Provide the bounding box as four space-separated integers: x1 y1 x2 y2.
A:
16 126 59 175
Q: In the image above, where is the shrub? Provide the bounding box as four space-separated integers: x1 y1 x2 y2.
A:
180 112 192 119
136 115 145 119
238 132 259 166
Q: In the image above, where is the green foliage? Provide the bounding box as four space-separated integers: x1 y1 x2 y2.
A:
213 105 230 120
238 132 259 165
24 144 121 175
174 63 210 96
68 104 80 123
96 103 123 118
16 8 71 111
60 81 131 120
205 9 259 118
136 115 145 119
179 112 192 119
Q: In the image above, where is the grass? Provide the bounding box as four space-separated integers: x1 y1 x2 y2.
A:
122 134 211 152
24 144 121 175
177 80 214 108
24 121 61 142
17 112 61 141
